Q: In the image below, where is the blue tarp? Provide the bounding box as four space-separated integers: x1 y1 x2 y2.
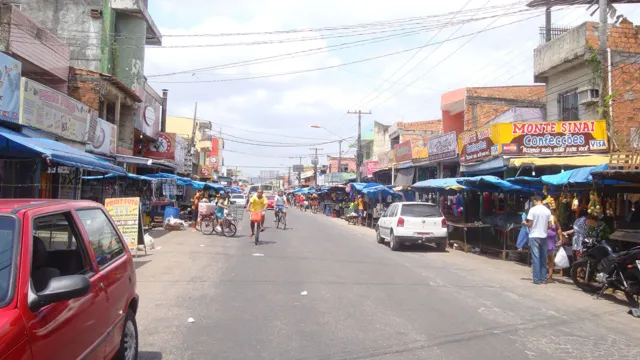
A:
145 173 224 189
361 185 401 200
83 173 156 181
0 126 126 175
350 182 381 192
458 176 534 195
412 178 467 191
541 163 610 186
225 186 243 193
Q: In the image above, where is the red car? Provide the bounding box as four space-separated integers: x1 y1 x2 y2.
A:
0 200 139 360
266 195 275 210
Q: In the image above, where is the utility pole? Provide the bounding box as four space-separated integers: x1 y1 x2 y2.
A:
598 0 608 113
188 102 198 170
347 110 371 182
309 147 323 186
337 139 343 173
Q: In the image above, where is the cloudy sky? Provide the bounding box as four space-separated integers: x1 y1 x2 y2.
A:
145 0 640 178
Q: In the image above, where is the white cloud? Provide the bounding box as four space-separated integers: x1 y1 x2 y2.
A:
145 0 640 175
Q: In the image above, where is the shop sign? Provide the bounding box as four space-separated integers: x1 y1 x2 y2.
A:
377 149 394 169
0 52 21 124
142 132 176 160
20 78 90 143
105 197 143 251
135 83 162 138
427 131 457 161
205 152 219 171
394 140 413 163
200 166 211 178
458 120 608 163
86 111 117 155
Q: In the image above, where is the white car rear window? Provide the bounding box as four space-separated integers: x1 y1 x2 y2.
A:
400 204 442 217
231 195 244 199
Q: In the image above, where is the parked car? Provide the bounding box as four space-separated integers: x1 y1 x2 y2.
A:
0 199 139 360
266 195 275 210
375 202 448 251
230 194 247 207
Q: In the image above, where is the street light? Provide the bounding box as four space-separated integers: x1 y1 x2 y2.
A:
310 125 343 173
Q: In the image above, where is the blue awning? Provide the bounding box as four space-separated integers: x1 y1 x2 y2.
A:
540 163 619 186
362 185 401 200
83 173 156 181
412 178 467 191
0 126 126 175
458 176 534 195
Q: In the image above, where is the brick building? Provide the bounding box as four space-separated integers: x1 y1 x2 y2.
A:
327 156 356 173
441 86 546 134
534 18 640 149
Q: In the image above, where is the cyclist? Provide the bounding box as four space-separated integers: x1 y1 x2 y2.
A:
247 189 268 238
274 190 289 220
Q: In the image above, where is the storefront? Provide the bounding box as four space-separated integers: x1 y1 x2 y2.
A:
458 120 610 177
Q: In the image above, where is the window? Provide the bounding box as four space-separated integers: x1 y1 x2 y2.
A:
388 204 398 217
0 216 17 306
558 90 579 120
231 195 244 200
76 209 125 269
266 196 275 200
400 204 443 217
32 213 90 276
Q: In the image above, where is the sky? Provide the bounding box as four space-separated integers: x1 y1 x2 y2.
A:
144 0 640 178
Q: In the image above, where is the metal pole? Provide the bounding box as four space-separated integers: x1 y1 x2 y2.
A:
161 89 169 132
34 159 41 199
357 111 362 182
545 3 551 43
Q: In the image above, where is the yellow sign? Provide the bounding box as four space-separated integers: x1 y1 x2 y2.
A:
458 120 608 163
105 197 141 250
412 146 428 159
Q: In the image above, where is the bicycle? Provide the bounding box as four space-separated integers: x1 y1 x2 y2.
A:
274 207 287 230
310 200 319 214
250 211 265 245
200 212 217 235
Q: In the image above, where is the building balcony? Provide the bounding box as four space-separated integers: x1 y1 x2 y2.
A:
533 22 589 83
110 0 162 45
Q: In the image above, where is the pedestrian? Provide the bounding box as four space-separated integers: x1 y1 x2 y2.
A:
192 189 203 231
357 194 365 226
546 207 563 283
526 195 552 285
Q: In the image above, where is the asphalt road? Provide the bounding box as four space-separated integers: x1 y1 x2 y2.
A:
136 209 640 360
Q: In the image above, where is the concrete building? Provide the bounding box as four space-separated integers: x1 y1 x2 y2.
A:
11 0 165 158
533 18 640 149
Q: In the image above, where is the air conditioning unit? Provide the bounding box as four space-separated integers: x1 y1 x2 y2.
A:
578 86 599 105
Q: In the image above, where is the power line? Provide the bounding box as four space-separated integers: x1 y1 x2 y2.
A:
148 10 545 84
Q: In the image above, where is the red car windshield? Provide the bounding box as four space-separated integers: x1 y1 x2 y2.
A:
0 215 17 307
267 196 275 201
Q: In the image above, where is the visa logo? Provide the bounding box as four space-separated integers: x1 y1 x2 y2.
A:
589 140 607 149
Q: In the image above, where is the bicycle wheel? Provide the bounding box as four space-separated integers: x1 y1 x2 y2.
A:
282 214 287 230
201 216 215 235
221 220 237 237
255 222 260 245
275 212 281 229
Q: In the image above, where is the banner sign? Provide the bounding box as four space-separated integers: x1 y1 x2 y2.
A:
87 111 117 155
364 160 379 176
135 83 161 138
210 138 219 157
199 165 211 178
394 140 413 163
292 164 304 173
427 131 457 161
458 120 608 163
105 197 142 251
20 78 90 142
0 52 21 124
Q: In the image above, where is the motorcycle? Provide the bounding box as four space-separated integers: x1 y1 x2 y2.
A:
570 224 640 317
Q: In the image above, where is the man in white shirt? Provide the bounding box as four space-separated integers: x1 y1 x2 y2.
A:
527 195 552 284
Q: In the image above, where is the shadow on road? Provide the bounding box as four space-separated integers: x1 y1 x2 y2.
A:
257 241 277 246
139 351 163 360
380 242 449 254
134 260 152 270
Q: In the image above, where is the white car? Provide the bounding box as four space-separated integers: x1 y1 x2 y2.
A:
230 194 247 207
376 202 448 251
